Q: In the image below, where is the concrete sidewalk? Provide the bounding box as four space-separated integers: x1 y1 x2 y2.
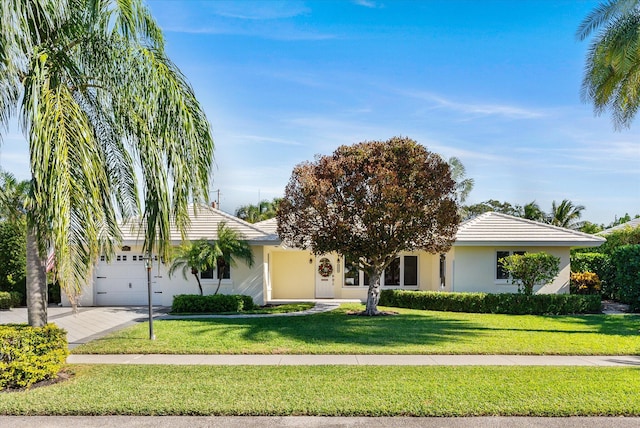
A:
67 353 640 366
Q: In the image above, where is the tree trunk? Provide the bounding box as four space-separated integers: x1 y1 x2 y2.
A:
364 270 383 315
26 227 47 327
192 269 203 295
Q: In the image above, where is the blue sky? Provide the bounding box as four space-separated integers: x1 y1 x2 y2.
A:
2 0 639 224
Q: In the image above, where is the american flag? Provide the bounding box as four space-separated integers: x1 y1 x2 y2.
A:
46 249 55 273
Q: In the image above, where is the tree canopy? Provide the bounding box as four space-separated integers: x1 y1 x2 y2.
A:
0 0 214 325
578 0 640 128
277 137 460 315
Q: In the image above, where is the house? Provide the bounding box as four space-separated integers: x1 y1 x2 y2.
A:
63 208 605 307
599 217 640 235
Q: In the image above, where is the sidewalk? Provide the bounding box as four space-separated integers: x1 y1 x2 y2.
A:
67 353 640 366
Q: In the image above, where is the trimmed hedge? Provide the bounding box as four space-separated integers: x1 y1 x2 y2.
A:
171 294 256 314
0 324 68 390
379 289 602 315
611 244 640 311
0 291 24 309
570 252 615 299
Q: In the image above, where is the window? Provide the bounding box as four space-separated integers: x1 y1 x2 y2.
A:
344 255 418 288
496 250 525 280
200 264 231 280
439 254 446 288
200 267 214 279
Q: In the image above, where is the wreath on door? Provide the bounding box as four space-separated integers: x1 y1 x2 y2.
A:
318 258 333 277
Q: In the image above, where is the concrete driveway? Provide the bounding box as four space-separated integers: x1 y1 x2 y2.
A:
0 305 167 348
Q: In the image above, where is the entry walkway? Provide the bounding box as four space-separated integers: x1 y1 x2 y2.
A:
66 353 640 366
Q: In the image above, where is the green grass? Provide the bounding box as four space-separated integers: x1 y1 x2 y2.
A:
170 302 315 315
74 304 640 355
0 365 638 416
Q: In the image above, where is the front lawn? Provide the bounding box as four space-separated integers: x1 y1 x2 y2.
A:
1 365 638 416
74 304 640 355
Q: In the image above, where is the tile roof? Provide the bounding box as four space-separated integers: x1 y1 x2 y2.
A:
599 218 640 235
455 212 605 247
254 218 277 234
120 204 280 244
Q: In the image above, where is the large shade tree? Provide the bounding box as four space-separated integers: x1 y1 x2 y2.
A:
578 0 640 128
277 137 460 315
0 0 214 326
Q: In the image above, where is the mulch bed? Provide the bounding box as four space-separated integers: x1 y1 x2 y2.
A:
1 370 73 394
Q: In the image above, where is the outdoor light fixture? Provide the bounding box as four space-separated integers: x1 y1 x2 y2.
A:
144 254 155 340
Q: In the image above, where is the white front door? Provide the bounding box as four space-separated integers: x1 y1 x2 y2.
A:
315 255 335 298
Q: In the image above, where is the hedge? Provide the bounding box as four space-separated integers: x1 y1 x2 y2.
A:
379 289 602 315
611 245 640 311
0 291 22 310
171 294 256 314
570 252 615 299
0 324 68 390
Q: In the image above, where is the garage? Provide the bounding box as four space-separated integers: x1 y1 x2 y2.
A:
94 253 163 306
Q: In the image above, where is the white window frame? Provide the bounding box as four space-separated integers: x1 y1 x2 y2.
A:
342 254 419 288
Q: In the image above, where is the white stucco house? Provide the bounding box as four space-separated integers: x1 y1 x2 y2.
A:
63 206 605 307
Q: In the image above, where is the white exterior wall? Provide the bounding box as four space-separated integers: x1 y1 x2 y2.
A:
451 246 570 294
63 243 265 307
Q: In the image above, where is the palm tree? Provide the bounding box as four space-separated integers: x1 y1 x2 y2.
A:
0 171 29 224
448 157 474 206
168 240 220 296
0 1 214 326
578 0 640 128
235 198 281 223
212 222 254 295
549 199 586 229
523 201 546 222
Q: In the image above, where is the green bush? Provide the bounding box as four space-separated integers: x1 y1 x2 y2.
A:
610 245 640 311
379 289 602 315
0 291 11 309
570 252 615 298
0 291 24 309
0 324 68 390
171 294 256 314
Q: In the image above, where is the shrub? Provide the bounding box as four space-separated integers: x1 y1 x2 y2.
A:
570 272 602 295
570 252 615 298
0 324 69 390
610 245 640 311
379 289 601 315
171 294 256 314
0 291 11 310
499 252 560 295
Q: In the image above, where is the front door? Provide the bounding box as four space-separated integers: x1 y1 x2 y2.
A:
315 255 335 298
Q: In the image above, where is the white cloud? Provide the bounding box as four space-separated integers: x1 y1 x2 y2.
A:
412 92 544 119
352 0 383 9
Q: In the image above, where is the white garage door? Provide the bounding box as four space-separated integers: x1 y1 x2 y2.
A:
94 254 163 306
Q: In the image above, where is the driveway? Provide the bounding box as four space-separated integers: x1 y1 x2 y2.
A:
0 306 167 348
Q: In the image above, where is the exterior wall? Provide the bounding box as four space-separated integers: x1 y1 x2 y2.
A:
269 250 315 299
452 246 570 294
64 243 265 307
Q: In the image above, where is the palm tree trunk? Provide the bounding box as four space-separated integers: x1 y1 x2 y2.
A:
26 227 47 326
192 272 203 295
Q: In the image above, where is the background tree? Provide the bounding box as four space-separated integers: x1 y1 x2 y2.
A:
523 201 546 222
499 252 561 295
235 198 281 223
0 1 214 326
277 137 459 315
448 157 474 206
168 240 221 296
462 199 523 219
578 0 640 128
0 172 30 302
212 222 254 295
549 199 585 229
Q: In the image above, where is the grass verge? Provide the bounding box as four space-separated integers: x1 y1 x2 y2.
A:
74 304 640 355
0 365 638 416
